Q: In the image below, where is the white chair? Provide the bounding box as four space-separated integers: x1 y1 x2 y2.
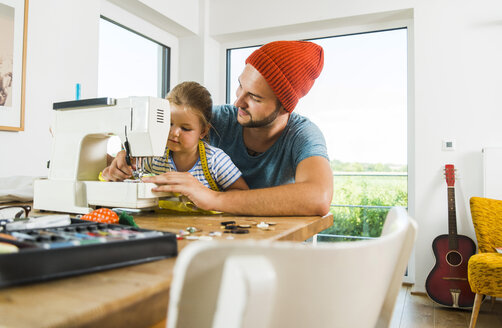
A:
167 207 417 328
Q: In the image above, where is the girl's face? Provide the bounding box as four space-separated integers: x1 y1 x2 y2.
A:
167 104 207 154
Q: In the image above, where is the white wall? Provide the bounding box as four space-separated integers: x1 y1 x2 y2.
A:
2 0 502 294
0 0 100 177
138 0 199 34
411 1 502 292
0 0 185 178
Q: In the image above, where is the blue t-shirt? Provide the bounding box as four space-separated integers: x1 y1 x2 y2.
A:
210 105 329 189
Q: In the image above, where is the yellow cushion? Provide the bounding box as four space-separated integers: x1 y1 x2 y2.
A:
470 197 502 253
468 253 502 297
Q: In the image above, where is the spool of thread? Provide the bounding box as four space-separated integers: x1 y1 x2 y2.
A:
75 83 81 100
0 242 19 254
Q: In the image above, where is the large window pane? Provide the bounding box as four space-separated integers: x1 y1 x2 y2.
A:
226 29 408 239
98 17 169 99
306 29 408 239
298 30 407 167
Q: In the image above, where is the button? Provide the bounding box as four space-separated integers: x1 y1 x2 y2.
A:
232 229 249 234
220 220 236 226
186 227 199 233
257 222 269 229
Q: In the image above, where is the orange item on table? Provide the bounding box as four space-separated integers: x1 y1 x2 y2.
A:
80 208 119 224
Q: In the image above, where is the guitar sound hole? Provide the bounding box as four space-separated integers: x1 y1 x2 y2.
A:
446 250 462 266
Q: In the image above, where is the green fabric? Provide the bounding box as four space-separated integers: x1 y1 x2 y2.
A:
118 212 138 227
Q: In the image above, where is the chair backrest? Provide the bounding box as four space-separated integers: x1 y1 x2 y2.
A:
167 207 417 328
470 197 502 253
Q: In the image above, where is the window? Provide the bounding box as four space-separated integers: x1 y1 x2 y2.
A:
98 17 170 155
226 45 259 104
226 28 408 241
98 17 170 99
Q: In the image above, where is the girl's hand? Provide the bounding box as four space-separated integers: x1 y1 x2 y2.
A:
142 172 218 211
102 150 135 181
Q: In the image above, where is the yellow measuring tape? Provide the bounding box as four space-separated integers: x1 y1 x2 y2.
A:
166 140 220 191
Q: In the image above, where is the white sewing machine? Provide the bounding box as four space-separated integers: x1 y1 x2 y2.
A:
34 96 171 214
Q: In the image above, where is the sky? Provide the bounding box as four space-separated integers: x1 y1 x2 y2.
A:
228 29 408 165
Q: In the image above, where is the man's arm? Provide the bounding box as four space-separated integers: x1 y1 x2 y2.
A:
212 156 333 216
143 156 333 216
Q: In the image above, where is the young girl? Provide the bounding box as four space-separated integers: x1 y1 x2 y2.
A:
142 81 248 192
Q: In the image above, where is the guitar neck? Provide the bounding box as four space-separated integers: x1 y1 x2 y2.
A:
447 187 459 249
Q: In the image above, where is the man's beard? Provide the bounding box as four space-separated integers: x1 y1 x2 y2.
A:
238 104 282 128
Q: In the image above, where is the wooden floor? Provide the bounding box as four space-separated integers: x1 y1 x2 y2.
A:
391 285 502 328
153 284 502 328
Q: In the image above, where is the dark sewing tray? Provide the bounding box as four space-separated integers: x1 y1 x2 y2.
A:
0 219 177 288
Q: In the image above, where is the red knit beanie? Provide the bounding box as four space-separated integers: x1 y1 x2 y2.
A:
245 40 324 113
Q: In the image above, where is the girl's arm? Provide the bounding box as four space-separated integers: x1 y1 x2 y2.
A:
225 176 249 190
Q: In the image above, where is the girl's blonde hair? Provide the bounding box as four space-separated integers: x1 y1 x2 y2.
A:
166 81 212 139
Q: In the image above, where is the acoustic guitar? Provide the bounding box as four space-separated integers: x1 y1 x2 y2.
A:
425 164 476 308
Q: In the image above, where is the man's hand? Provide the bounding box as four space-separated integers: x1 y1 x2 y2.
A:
102 150 134 181
142 172 218 211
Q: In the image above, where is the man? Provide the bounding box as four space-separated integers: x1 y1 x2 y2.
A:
105 40 333 216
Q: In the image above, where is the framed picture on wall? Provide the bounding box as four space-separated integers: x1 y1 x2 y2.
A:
0 0 28 131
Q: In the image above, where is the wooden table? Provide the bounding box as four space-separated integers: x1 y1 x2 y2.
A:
0 212 332 328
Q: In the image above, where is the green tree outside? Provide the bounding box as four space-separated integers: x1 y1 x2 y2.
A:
319 160 408 241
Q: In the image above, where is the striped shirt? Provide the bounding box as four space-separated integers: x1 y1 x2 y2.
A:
143 142 242 190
